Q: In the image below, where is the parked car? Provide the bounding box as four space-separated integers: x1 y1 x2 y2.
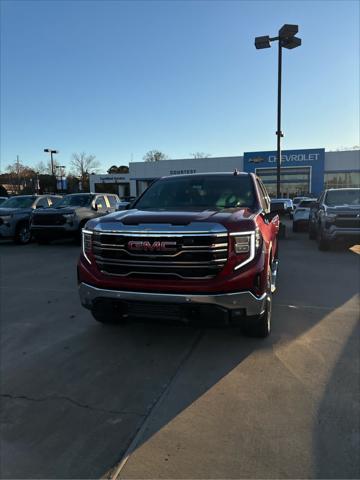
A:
0 195 61 244
0 197 8 206
31 193 120 244
271 198 294 217
78 172 280 337
292 199 317 232
293 196 310 208
308 188 360 250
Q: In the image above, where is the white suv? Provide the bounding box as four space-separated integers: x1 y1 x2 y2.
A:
293 199 317 232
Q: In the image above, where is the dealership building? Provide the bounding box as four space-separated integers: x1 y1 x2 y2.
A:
90 148 360 199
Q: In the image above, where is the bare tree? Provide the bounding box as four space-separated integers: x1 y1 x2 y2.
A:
35 160 59 174
6 160 36 194
70 152 100 192
70 152 99 177
143 150 168 162
190 152 211 159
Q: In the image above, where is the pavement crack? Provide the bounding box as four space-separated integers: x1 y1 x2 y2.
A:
1 393 145 417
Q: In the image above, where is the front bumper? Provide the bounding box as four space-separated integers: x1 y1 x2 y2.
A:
31 225 77 236
78 282 268 317
323 226 360 241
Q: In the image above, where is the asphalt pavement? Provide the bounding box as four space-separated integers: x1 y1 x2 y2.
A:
0 226 359 479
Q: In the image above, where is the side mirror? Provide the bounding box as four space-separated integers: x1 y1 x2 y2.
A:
117 201 131 211
91 201 98 211
266 202 286 220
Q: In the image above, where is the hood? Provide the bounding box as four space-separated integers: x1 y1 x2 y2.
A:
87 207 258 232
0 207 32 216
32 206 77 215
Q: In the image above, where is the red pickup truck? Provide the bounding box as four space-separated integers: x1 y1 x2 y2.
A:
78 172 280 337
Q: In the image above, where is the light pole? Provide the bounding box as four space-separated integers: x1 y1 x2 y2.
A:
44 148 59 174
44 148 59 193
255 25 301 198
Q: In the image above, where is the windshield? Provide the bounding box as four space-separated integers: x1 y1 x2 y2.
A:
298 200 316 208
1 196 35 209
55 194 92 208
134 175 256 210
325 189 360 207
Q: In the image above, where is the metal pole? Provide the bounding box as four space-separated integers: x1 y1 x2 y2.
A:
50 151 55 175
276 40 282 198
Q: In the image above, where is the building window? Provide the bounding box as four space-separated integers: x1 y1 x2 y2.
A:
255 166 311 197
324 171 360 189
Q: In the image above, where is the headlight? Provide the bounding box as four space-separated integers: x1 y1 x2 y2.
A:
231 229 262 271
82 229 93 264
234 234 251 254
0 215 12 224
325 212 337 220
63 213 76 222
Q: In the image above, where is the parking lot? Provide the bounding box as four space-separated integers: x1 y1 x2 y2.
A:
1 225 359 479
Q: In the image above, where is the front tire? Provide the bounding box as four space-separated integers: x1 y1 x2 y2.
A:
14 222 31 245
242 269 272 338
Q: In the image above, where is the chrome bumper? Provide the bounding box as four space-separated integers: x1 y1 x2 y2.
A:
79 282 268 316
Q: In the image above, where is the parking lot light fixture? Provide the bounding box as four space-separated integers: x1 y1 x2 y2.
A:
44 148 59 176
254 24 302 198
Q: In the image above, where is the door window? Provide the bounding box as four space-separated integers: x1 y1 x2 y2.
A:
36 197 49 208
106 195 117 208
95 196 105 210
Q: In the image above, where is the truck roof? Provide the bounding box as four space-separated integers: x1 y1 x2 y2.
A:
161 171 250 179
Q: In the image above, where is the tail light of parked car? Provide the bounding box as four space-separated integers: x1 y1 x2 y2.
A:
230 229 262 270
82 230 93 264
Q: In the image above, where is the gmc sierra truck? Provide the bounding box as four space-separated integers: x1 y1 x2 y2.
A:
78 172 280 337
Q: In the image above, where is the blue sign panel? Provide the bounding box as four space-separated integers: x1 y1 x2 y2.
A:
243 148 325 196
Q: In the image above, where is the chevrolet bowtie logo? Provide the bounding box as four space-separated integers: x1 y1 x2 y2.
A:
249 156 265 164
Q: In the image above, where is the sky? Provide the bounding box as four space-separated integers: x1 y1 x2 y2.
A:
0 0 359 174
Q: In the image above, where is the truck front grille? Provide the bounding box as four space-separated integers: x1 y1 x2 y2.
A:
334 215 360 229
32 214 66 226
92 232 228 280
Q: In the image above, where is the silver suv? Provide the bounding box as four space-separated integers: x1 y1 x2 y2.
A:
0 195 60 244
31 193 120 244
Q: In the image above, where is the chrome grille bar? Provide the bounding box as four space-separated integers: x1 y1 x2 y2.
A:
93 230 229 279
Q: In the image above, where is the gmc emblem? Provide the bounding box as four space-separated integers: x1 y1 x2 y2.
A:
127 240 177 252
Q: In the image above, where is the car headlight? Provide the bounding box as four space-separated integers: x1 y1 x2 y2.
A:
0 215 12 225
82 229 93 264
231 229 262 270
325 212 337 220
63 213 76 222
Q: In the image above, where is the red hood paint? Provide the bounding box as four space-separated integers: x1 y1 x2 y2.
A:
87 208 259 232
